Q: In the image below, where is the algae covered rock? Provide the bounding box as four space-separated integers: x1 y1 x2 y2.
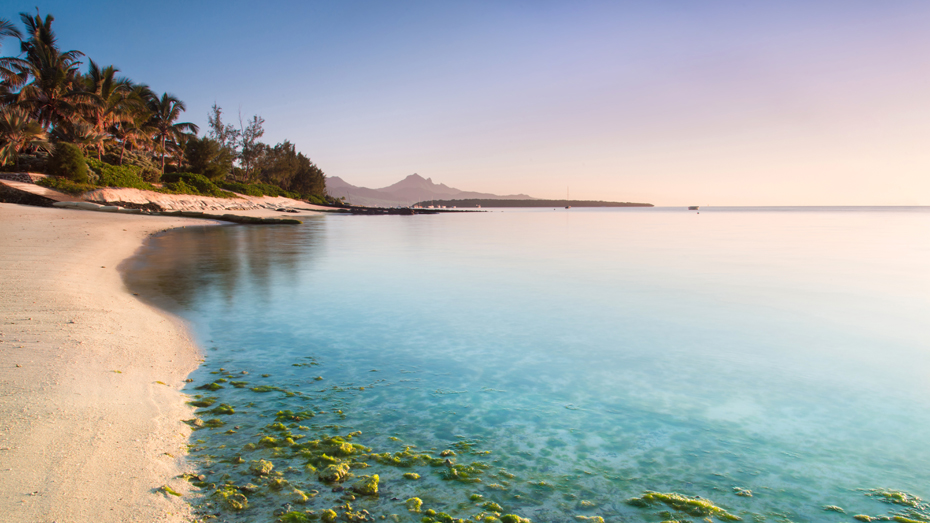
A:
351 474 379 496
249 459 274 476
291 488 310 504
212 484 248 511
321 509 338 522
626 491 740 521
406 497 423 512
278 512 314 523
500 515 531 523
403 472 420 480
209 403 235 415
319 462 350 483
269 477 289 490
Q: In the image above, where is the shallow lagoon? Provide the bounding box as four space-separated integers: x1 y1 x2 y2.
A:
126 207 930 523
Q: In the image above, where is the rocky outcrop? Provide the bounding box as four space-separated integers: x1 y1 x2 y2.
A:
83 187 310 213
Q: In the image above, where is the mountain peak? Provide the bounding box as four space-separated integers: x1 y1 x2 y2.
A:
327 174 536 206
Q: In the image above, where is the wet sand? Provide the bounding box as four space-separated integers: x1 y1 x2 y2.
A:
0 203 216 522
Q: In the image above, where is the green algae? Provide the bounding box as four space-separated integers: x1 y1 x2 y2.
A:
319 462 351 483
351 474 379 496
276 409 315 421
278 511 316 523
204 418 226 428
160 485 182 496
500 515 531 523
249 459 273 476
268 477 289 490
321 509 338 522
733 487 752 497
230 381 249 388
483 501 503 512
208 403 235 415
853 516 875 522
196 382 224 391
866 489 925 509
188 396 217 408
213 484 248 511
251 385 282 393
574 517 603 523
406 497 424 512
626 491 741 521
404 472 421 480
823 505 845 513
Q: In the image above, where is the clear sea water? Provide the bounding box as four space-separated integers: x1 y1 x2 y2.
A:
125 207 930 523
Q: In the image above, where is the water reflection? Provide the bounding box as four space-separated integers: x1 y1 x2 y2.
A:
123 217 326 311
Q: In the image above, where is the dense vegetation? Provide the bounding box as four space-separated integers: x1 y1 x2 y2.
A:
0 11 329 202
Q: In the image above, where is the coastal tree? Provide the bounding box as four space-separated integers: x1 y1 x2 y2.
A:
146 92 198 173
0 105 51 169
206 103 239 156
185 135 233 180
237 113 264 178
12 11 89 132
0 18 23 83
79 59 132 159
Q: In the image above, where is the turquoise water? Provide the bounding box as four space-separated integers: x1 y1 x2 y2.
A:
126 207 930 523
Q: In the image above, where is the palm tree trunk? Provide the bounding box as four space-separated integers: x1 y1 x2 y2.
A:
119 141 125 165
160 135 166 173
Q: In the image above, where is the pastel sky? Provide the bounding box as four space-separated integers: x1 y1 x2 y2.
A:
4 1 930 205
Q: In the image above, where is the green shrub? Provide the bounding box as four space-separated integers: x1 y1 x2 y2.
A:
48 143 89 183
218 181 264 197
85 158 154 190
161 172 236 198
217 181 300 199
37 176 96 195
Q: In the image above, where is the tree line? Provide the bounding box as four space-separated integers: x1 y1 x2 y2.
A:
0 10 327 200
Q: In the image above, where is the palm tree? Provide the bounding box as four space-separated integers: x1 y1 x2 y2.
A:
12 11 88 131
110 83 155 165
80 59 132 159
147 92 197 173
0 18 23 84
0 105 51 170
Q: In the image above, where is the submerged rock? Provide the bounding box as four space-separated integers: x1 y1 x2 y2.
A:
249 459 274 476
351 474 379 496
319 462 350 483
213 485 248 511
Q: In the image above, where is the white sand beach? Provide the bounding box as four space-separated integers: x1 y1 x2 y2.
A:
0 203 215 522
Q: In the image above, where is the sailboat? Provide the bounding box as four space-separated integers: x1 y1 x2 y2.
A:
565 187 571 209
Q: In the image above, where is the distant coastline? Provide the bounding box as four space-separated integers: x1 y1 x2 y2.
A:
413 198 654 208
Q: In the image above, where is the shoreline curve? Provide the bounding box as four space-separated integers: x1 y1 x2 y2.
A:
0 203 214 522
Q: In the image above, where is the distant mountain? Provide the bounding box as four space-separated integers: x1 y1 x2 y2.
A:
413 199 654 208
326 174 534 207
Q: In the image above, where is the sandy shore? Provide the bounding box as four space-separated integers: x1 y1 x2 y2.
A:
0 203 217 522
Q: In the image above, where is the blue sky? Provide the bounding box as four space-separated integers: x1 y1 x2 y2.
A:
3 1 930 204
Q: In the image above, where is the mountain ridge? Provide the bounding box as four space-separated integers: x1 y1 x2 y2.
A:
326 174 534 207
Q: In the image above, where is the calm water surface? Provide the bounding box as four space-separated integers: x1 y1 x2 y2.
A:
125 207 930 523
